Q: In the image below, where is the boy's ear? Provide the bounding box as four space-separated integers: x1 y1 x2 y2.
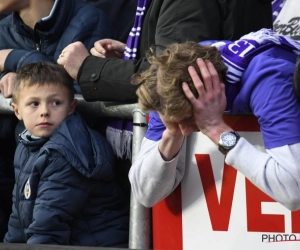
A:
11 102 22 120
69 99 77 115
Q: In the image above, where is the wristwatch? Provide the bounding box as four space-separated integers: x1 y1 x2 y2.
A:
218 131 240 155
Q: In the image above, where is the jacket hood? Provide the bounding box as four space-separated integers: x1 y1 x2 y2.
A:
42 113 116 181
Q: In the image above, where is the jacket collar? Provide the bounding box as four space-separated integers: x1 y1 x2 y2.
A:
12 0 74 41
19 130 48 152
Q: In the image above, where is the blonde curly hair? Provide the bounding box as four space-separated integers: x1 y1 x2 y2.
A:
132 41 227 120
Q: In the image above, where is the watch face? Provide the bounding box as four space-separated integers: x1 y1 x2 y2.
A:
221 133 237 147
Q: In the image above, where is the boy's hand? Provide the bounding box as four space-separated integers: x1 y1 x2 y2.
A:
0 72 16 98
91 39 125 58
57 42 89 80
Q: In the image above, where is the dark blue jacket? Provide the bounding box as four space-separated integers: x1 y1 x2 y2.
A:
83 0 137 43
4 113 129 247
0 0 113 74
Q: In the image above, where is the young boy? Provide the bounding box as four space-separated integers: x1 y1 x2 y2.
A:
5 62 129 247
129 28 300 210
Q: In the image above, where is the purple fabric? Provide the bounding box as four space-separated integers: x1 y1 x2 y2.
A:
123 0 152 60
272 0 285 22
108 118 126 130
217 28 300 110
106 0 152 159
234 47 300 148
145 111 165 141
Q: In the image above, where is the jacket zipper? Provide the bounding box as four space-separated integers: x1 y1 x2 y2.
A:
34 28 41 51
35 43 40 51
16 141 30 239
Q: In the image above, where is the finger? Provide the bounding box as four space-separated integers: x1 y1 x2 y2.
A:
197 58 213 92
115 51 124 58
0 77 7 96
182 81 197 105
57 48 68 63
2 84 8 98
57 56 63 65
206 60 221 91
220 82 227 103
109 42 126 53
57 52 66 64
90 47 105 58
188 65 205 99
7 81 14 98
59 50 65 58
94 41 106 54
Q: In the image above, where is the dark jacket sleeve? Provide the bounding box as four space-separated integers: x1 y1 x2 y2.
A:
25 152 90 245
78 0 272 103
77 56 149 103
77 0 220 103
149 0 221 49
83 0 137 43
53 8 114 62
4 50 51 72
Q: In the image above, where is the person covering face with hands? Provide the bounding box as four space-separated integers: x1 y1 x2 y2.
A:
129 34 300 211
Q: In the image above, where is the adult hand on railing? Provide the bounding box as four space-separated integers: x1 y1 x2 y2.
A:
91 39 125 59
0 72 16 98
57 41 89 81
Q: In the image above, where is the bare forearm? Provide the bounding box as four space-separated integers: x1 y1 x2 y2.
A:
201 121 233 145
158 129 184 161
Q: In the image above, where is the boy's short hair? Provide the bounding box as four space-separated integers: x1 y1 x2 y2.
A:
132 41 227 120
12 62 74 103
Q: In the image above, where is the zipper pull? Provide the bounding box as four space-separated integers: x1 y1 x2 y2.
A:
36 43 40 51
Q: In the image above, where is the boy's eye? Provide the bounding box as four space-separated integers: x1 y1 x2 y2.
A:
51 100 61 106
29 102 39 107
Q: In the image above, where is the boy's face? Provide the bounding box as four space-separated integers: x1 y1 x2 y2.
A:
11 83 76 138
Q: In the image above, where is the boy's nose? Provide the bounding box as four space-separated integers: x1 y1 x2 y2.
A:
40 105 49 117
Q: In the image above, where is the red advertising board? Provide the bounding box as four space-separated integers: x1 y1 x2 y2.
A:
153 116 300 250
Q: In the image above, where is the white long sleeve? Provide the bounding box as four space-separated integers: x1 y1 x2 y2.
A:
226 138 300 210
130 136 300 210
129 137 186 207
